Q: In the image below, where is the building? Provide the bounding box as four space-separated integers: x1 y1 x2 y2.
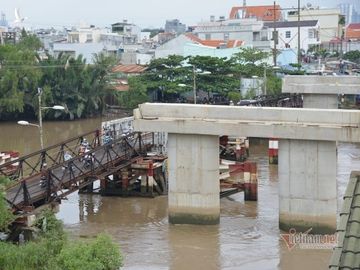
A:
229 5 282 21
52 43 117 63
111 64 147 92
154 33 243 59
287 7 343 43
111 20 141 43
345 23 360 41
339 3 360 24
0 12 8 27
264 20 320 52
193 17 270 50
165 19 186 35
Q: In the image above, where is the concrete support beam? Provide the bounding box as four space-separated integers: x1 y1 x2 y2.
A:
168 134 220 225
134 104 360 143
135 103 360 125
283 75 360 95
279 140 337 234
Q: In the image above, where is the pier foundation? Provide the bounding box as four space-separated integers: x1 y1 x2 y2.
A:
279 139 337 234
168 134 220 225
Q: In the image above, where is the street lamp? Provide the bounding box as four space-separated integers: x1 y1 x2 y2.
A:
18 88 65 150
178 68 211 104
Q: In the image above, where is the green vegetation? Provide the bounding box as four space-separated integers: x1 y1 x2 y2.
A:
119 48 282 108
0 34 117 120
1 33 283 117
0 177 14 231
344 50 360 63
118 77 149 110
0 178 123 270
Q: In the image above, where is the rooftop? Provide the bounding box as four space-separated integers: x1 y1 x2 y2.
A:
112 64 147 74
329 172 360 270
346 23 360 40
185 33 243 48
229 5 281 21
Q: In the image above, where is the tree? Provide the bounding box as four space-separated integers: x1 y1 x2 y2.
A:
344 50 360 63
142 55 190 96
266 76 282 95
118 77 149 109
0 177 14 231
187 55 239 96
0 36 118 121
0 42 41 119
231 47 271 78
0 192 123 270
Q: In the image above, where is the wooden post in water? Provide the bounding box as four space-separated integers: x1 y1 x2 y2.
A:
147 161 154 195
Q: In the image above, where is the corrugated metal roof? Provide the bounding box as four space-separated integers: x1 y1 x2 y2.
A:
330 172 360 270
112 64 147 74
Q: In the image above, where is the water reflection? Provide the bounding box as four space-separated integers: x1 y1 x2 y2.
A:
0 118 102 155
279 241 331 270
169 225 220 270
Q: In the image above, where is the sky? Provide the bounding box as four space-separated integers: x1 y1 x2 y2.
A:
0 0 349 29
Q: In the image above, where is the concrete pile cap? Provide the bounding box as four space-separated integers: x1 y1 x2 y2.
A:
133 103 360 142
282 75 360 95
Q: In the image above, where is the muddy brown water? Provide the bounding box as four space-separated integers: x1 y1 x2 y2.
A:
1 119 359 270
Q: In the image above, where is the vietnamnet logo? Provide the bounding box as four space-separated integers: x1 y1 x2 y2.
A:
280 228 338 250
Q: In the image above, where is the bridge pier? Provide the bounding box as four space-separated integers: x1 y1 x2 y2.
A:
279 139 337 234
280 76 350 233
168 133 220 225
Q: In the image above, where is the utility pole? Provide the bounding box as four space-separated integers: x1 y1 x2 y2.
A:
273 1 277 67
38 88 44 150
193 65 197 104
297 0 301 69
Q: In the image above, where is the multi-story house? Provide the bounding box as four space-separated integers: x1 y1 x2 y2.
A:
264 20 321 52
193 17 270 51
111 20 141 44
287 6 343 43
165 19 186 35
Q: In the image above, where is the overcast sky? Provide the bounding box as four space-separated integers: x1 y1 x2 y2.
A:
0 0 350 29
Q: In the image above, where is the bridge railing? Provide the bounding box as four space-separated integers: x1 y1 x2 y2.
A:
5 132 154 210
0 130 102 182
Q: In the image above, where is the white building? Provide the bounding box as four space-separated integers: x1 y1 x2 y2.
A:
52 43 117 63
155 34 193 59
67 23 108 43
287 7 342 43
154 33 243 59
264 20 320 52
111 21 141 43
193 17 270 50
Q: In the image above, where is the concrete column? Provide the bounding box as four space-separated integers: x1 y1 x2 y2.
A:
303 94 338 109
279 139 337 234
168 133 219 225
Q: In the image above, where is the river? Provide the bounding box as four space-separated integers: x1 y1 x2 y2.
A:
1 119 359 270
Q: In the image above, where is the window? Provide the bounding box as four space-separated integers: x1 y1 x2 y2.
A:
205 33 211 40
308 29 315 39
224 33 229 41
285 31 291 38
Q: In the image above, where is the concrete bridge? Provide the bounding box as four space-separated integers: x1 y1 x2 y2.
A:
134 75 360 234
